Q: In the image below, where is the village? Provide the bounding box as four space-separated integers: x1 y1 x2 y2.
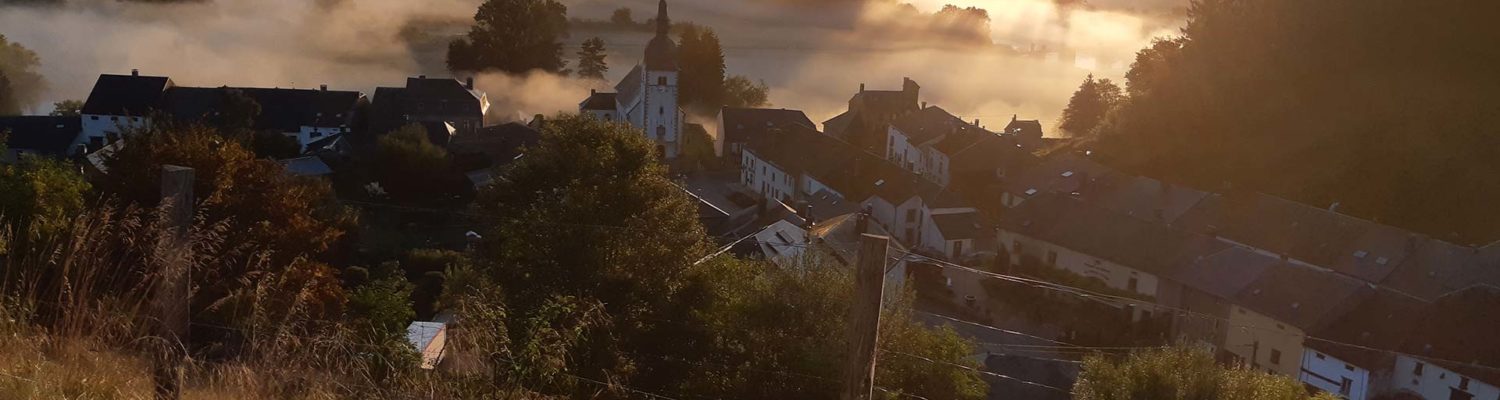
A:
2 1 1498 399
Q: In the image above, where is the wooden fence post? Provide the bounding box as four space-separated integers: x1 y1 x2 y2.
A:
153 165 193 400
842 233 889 400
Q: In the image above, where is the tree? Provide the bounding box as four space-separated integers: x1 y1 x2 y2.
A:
677 26 726 111
722 75 770 108
49 99 83 117
0 35 45 113
0 153 91 237
447 0 569 74
249 130 301 159
214 88 262 134
1073 346 1340 400
1059 74 1122 137
610 7 634 26
575 37 608 80
371 124 457 202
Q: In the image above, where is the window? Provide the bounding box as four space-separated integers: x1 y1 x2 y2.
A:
90 116 99 121
1128 277 1139 292
1461 377 1470 390
659 106 665 115
657 76 667 85
951 241 964 258
1315 353 1326 360
1414 362 1425 376
1046 251 1057 266
656 126 666 138
1345 364 1355 372
1340 378 1352 395
1270 349 1282 365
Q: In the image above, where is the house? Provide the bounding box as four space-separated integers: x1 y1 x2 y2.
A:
371 76 490 138
806 212 910 294
163 85 366 152
406 321 448 370
884 105 986 181
713 107 815 160
822 78 922 154
578 0 684 159
1299 288 1427 400
731 219 809 264
739 124 860 203
1391 286 1500 400
0 116 81 161
449 122 540 170
1223 264 1366 377
998 152 1117 208
78 70 172 152
1162 246 1281 352
1003 115 1044 149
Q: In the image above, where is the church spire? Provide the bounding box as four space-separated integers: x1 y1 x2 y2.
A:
656 0 670 37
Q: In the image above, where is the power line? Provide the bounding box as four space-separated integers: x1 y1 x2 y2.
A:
879 348 1071 394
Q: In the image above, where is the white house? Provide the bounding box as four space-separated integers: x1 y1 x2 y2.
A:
78 70 171 153
1385 287 1500 400
1391 356 1500 400
579 0 683 158
714 107 815 160
1302 349 1373 400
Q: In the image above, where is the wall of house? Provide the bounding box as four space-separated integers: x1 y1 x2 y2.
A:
1301 349 1372 400
862 196 897 235
1392 356 1500 400
1169 286 1234 354
919 208 977 259
892 196 925 246
921 148 952 187
741 150 796 203
293 126 346 150
997 231 1161 299
78 114 149 151
800 174 838 198
886 126 920 172
1224 305 1306 377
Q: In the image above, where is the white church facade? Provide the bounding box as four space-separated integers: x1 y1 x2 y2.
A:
579 0 684 159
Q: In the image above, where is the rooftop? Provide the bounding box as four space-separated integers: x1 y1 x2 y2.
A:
81 73 173 116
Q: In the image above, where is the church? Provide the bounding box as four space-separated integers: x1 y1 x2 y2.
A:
579 0 684 159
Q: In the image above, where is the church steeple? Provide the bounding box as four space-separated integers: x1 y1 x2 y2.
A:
656 0 671 37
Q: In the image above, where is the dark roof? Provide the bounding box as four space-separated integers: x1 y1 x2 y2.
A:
805 189 859 222
163 86 362 132
947 132 1035 177
1232 263 1366 330
743 124 863 189
581 92 617 111
1004 118 1043 138
1380 238 1474 301
615 66 644 105
719 108 815 145
278 156 334 177
450 122 541 164
644 0 677 70
1089 175 1210 224
822 111 856 139
1001 194 1224 276
932 212 981 240
1399 286 1500 383
403 77 484 116
1308 288 1428 368
81 74 172 116
1174 192 1413 283
0 116 80 157
849 89 917 122
890 106 973 145
1002 152 1118 199
808 213 906 270
931 124 994 155
1167 246 1278 300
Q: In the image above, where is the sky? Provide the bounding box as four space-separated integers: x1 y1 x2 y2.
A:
0 0 1187 133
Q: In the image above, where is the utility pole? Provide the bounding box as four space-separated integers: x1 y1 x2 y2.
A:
153 165 194 400
842 233 889 400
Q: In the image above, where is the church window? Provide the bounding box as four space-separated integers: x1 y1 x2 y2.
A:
657 126 666 139
658 76 668 85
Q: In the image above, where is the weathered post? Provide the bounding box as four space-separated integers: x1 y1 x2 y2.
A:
153 165 193 400
841 233 889 400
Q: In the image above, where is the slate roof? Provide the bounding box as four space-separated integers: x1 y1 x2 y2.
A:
822 111 856 139
1166 246 1278 300
450 122 541 165
1174 192 1413 283
932 212 981 240
808 213 907 271
580 91 617 111
615 66 644 106
0 116 80 157
1001 194 1224 276
1001 152 1119 200
1380 238 1474 301
1088 175 1210 225
1398 286 1500 383
890 106 973 145
1232 263 1366 331
1004 118 1043 138
849 90 916 121
719 108 815 145
1307 287 1428 368
81 74 172 115
947 133 1035 178
806 189 859 223
743 123 867 191
163 86 362 132
278 156 334 177
644 0 678 70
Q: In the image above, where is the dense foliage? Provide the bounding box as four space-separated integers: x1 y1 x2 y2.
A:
0 152 90 237
447 0 569 74
49 99 82 117
371 124 458 202
678 26 770 113
1074 346 1339 400
575 37 608 80
1059 74 1122 137
1087 0 1500 243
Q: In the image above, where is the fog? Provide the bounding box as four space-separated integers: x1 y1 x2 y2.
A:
0 0 1184 131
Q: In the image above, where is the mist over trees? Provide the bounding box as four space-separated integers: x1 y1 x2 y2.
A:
0 34 45 114
679 26 769 112
1060 74 1122 137
575 37 608 80
1082 0 1500 243
447 0 569 74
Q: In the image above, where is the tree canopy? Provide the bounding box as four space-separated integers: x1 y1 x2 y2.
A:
370 124 460 202
575 37 608 80
1086 0 1500 243
1074 346 1339 400
447 0 569 74
49 99 83 117
1059 74 1122 137
0 35 45 114
0 153 91 237
678 25 727 112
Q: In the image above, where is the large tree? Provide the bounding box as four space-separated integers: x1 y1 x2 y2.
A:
1059 74 1122 137
447 0 569 74
722 75 770 109
677 25 726 111
575 37 608 80
1089 0 1500 242
370 124 460 202
0 35 45 113
1074 346 1339 400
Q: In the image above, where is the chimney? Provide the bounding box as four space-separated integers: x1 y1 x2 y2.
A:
591 89 597 95
418 74 427 79
855 209 870 234
921 101 927 109
1012 114 1018 122
974 119 980 126
320 84 328 91
802 203 816 229
859 83 866 93
131 69 139 77
466 77 475 90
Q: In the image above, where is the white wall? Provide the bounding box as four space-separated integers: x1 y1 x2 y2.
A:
801 174 839 198
77 114 149 152
997 230 1161 298
293 126 346 151
1301 349 1371 400
1392 356 1500 400
886 126 921 172
642 69 680 159
742 150 796 203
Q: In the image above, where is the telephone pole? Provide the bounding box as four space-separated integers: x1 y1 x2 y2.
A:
842 233 889 400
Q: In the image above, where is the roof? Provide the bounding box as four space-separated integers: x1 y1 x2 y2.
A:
890 106 973 146
1399 286 1500 383
719 107 815 145
418 121 456 145
1308 287 1428 368
406 321 447 370
808 213 907 272
371 77 484 124
1001 194 1226 277
1232 263 1366 331
1174 192 1414 283
643 0 677 70
451 122 540 164
163 86 362 132
0 116 80 157
932 211 981 240
580 91 617 111
80 74 172 115
806 189 859 223
278 156 333 177
1002 152 1118 200
735 219 808 262
822 111 856 139
1088 175 1210 225
1380 238 1474 301
1004 118 1043 138
615 66 644 106
742 123 864 188
1166 246 1279 300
